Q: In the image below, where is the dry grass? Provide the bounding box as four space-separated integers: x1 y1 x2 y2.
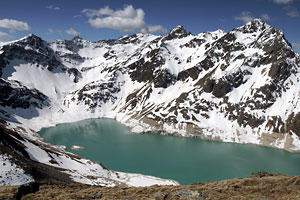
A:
0 186 16 199
1 174 300 200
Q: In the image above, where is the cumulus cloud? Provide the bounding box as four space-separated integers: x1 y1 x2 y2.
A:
234 11 255 23
0 31 12 41
283 6 300 17
0 19 30 31
82 5 166 34
47 5 60 11
261 14 271 21
292 43 300 52
273 0 294 4
83 5 145 32
66 28 79 36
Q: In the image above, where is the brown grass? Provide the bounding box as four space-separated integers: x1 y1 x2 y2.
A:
1 174 300 200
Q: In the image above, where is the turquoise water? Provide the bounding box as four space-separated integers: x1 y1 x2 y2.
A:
39 118 300 184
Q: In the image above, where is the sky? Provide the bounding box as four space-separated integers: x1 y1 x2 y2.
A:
0 0 299 53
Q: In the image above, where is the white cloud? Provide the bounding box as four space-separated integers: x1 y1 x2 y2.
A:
66 28 79 36
82 5 166 33
48 28 54 33
0 31 12 41
292 43 300 52
234 11 254 23
141 25 167 34
82 6 113 18
273 0 294 4
283 6 300 17
73 14 82 18
0 19 30 31
261 14 271 21
84 5 145 32
47 5 60 11
82 6 138 18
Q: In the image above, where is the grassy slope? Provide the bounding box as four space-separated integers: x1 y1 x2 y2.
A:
1 173 300 200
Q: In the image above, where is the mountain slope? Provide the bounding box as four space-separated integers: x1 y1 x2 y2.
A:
1 18 300 185
0 120 178 186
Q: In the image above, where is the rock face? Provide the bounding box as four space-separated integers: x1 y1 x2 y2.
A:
1 18 300 155
0 79 49 109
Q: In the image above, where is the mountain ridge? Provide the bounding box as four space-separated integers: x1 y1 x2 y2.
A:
1 18 300 186
1 18 300 149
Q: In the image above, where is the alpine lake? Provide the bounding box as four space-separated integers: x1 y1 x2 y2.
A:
39 118 300 185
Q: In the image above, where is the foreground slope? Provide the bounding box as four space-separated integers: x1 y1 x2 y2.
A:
0 18 300 185
1 173 300 200
0 120 178 186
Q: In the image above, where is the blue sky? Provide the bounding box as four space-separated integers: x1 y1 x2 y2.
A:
0 0 299 52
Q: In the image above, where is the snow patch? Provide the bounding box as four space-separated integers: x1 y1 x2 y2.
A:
0 154 34 186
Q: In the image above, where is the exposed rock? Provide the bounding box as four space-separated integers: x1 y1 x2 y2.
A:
92 191 102 199
153 69 176 88
0 79 50 110
15 182 40 200
164 25 188 41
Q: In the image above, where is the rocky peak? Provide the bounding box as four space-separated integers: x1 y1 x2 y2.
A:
72 35 83 41
220 19 290 54
233 18 273 35
118 34 141 44
248 18 265 27
58 36 85 53
23 33 42 40
1 33 52 59
17 34 45 48
237 19 295 59
165 25 188 40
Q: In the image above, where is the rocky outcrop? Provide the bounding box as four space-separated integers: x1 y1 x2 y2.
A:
0 79 49 110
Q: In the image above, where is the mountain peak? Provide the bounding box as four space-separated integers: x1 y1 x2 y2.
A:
233 18 273 35
13 34 46 49
165 25 188 40
19 34 42 41
72 35 83 41
248 18 271 29
248 18 264 25
170 25 187 34
171 25 185 31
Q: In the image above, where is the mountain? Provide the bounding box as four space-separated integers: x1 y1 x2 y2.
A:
1 18 300 185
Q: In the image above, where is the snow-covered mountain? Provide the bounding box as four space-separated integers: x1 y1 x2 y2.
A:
1 18 300 185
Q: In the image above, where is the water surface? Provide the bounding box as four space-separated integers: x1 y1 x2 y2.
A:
39 118 300 184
